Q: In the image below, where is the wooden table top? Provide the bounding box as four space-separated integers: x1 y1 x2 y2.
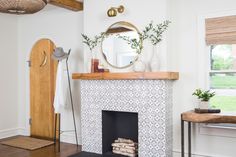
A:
181 110 236 124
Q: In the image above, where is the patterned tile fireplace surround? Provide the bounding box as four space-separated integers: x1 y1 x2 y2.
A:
79 75 177 157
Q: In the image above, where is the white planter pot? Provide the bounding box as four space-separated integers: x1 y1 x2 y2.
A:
199 101 209 109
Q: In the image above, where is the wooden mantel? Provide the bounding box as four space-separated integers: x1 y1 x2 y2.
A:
72 72 179 80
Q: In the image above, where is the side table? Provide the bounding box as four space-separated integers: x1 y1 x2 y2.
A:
181 111 236 157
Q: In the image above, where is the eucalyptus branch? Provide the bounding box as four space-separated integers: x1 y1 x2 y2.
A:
81 20 170 55
141 20 171 45
141 22 154 41
82 32 105 51
117 35 143 54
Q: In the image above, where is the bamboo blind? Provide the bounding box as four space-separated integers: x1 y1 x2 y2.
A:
205 15 236 45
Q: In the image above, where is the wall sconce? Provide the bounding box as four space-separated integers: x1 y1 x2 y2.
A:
107 5 125 17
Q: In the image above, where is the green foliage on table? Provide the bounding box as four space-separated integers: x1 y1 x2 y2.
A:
192 89 216 101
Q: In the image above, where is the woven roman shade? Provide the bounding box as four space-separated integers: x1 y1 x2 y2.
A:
205 15 236 45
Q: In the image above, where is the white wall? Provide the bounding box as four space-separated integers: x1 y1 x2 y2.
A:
84 0 236 156
1 0 236 156
169 0 236 156
0 14 19 138
17 5 84 143
83 0 168 72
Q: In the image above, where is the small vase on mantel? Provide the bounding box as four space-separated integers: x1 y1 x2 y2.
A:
90 51 99 73
133 55 146 72
150 45 160 72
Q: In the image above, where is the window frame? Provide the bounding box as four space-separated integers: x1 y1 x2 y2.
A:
208 45 236 110
204 46 236 129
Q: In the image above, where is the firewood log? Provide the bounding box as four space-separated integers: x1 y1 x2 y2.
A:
113 150 137 157
112 142 136 148
113 147 136 153
116 138 134 144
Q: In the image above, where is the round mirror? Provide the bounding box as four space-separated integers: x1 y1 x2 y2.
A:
101 21 142 69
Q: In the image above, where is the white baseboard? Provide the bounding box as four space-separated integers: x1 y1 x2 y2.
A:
173 149 223 157
60 133 81 145
0 127 81 145
173 151 207 157
0 128 26 139
18 127 29 136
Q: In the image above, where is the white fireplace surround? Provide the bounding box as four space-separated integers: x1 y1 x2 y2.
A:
80 79 174 157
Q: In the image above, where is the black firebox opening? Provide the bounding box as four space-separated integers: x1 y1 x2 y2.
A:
102 110 138 155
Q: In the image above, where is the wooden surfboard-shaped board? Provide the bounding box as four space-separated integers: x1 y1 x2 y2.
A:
30 39 58 139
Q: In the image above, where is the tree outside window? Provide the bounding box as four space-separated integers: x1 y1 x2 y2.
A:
209 44 236 111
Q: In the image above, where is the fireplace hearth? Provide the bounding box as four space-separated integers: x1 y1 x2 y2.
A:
71 111 138 157
69 151 127 157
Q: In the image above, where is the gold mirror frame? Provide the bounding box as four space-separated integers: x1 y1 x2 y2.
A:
101 21 143 69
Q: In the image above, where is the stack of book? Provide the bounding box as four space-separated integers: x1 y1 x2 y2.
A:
194 108 221 113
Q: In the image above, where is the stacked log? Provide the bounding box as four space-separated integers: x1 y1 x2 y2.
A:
112 138 138 157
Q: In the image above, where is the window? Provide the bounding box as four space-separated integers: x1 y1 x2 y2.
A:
200 14 236 131
209 44 236 111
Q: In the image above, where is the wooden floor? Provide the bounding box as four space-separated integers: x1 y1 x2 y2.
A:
0 136 81 157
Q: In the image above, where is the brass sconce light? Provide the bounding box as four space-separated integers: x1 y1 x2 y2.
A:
107 5 125 17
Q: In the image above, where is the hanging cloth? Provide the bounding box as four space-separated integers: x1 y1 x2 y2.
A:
53 60 68 113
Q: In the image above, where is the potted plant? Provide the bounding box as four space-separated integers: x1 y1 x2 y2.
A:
192 89 215 109
140 20 171 71
116 34 145 72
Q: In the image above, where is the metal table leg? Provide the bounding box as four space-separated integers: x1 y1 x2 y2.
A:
54 114 58 144
181 118 184 157
188 122 191 157
58 113 61 152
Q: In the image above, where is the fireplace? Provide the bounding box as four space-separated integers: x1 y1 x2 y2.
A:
102 111 138 156
79 79 175 156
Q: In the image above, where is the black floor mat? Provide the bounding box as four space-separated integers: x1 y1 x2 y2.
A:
69 151 126 157
69 151 102 157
